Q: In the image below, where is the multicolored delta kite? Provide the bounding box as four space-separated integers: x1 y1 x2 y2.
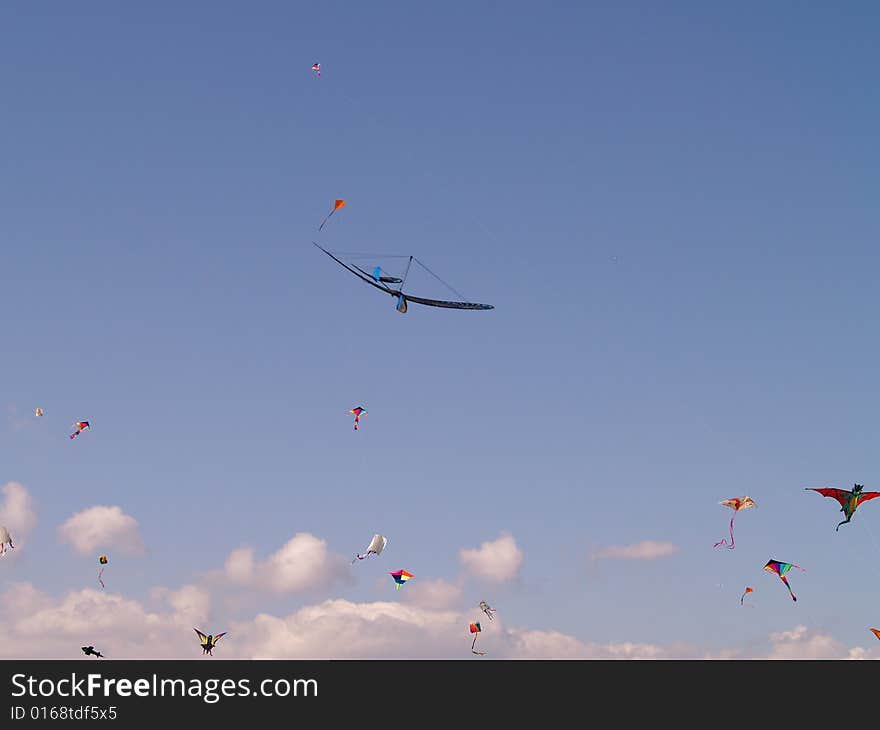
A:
479 601 496 621
740 586 754 606
311 62 321 77
194 629 226 656
714 496 756 549
0 526 14 556
318 199 346 231
389 569 413 589
98 555 108 589
349 406 367 430
805 483 880 531
470 622 486 656
70 421 90 439
764 560 804 602
352 534 387 563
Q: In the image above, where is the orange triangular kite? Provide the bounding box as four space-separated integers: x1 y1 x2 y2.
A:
319 199 347 231
870 628 880 640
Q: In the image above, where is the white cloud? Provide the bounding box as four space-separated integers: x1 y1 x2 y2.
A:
0 583 207 659
458 532 524 583
151 584 211 625
504 629 671 659
0 482 38 545
592 540 679 561
766 624 868 660
402 578 463 610
57 505 146 556
221 533 349 594
0 577 877 660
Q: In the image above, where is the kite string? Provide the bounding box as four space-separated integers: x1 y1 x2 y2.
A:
400 256 413 292
412 257 468 301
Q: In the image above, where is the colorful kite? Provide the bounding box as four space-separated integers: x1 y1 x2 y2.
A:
470 622 486 655
194 628 226 656
764 559 804 602
318 199 346 231
352 534 387 563
714 496 756 549
35 408 43 417
805 484 880 531
870 628 880 641
349 406 367 431
98 555 108 589
70 421 90 440
479 601 496 621
313 243 494 314
81 645 104 658
0 526 14 556
389 569 413 589
740 586 754 606
311 62 321 77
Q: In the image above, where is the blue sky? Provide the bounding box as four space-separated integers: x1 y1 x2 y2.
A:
2 1 880 658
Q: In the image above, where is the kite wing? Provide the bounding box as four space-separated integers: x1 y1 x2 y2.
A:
857 492 880 505
806 488 852 507
399 293 494 311
212 632 227 644
313 244 397 295
314 243 494 312
194 628 209 646
871 628 880 640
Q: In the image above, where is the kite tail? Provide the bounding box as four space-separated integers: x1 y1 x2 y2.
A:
471 635 485 655
98 567 105 590
318 210 334 231
781 576 796 602
714 515 736 549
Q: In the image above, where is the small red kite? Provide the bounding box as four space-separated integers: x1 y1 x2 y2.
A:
318 199 346 231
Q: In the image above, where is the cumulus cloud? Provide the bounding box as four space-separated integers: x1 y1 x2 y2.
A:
57 505 145 555
592 540 679 561
221 533 349 594
0 577 876 660
458 532 524 583
0 482 38 544
151 584 211 626
402 578 464 610
0 583 208 659
766 624 868 660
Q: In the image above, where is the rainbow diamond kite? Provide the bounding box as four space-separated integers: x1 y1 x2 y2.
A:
389 569 413 589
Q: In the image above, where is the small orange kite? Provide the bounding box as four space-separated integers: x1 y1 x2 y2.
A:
318 199 346 231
